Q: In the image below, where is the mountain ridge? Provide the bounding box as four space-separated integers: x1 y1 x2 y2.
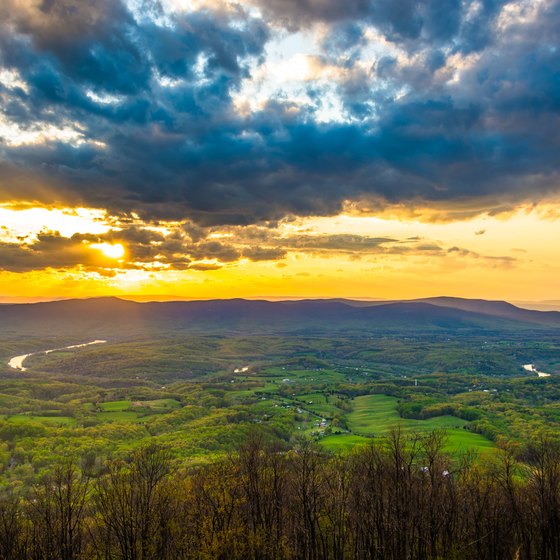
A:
1 296 559 340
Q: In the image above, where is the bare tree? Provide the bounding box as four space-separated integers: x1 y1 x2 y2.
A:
93 444 173 560
28 461 90 560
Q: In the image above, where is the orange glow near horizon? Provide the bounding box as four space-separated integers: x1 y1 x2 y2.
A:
0 202 558 303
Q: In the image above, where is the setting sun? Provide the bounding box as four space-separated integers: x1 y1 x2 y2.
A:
92 243 125 260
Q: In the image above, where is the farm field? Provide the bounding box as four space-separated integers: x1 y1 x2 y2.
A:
322 394 495 455
2 414 77 427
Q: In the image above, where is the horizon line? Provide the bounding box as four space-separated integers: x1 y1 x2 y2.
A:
1 294 560 309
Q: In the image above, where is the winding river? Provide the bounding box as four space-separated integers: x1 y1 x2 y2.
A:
8 340 107 371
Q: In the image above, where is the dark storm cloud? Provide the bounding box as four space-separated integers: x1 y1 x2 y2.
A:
252 0 371 29
254 0 506 50
0 0 559 226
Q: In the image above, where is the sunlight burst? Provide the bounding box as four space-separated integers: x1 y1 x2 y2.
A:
92 243 125 259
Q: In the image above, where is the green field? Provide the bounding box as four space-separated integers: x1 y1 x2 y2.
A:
321 394 495 455
97 411 144 423
95 399 182 423
5 414 77 426
99 399 181 412
296 392 342 417
320 434 371 452
99 400 132 412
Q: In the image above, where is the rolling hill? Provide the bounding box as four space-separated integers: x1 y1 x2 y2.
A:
0 297 558 339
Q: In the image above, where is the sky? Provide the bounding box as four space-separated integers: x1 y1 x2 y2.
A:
0 0 559 302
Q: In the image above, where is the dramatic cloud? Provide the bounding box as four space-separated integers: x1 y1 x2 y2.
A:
0 219 517 274
0 0 559 227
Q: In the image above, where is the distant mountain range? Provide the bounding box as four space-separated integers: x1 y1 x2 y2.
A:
0 296 559 338
415 296 560 325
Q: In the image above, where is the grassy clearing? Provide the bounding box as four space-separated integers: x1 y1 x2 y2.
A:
296 392 341 417
96 399 181 423
443 430 494 454
6 414 77 426
99 400 131 412
322 394 495 456
137 398 182 410
346 394 469 434
320 434 370 452
97 411 144 423
99 399 181 412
